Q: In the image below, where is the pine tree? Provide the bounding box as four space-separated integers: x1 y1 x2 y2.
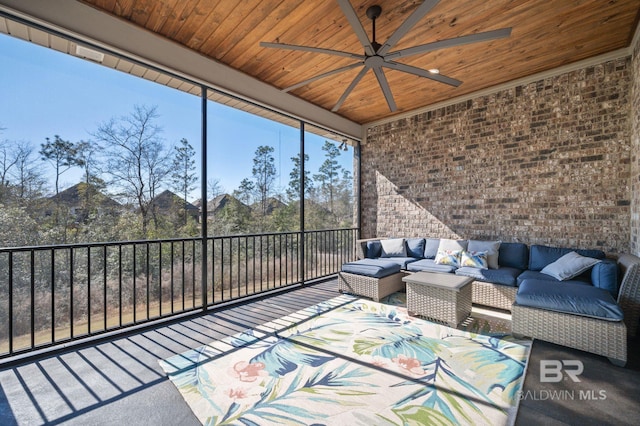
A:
171 138 197 225
252 145 277 218
286 152 313 201
313 141 342 215
40 135 84 195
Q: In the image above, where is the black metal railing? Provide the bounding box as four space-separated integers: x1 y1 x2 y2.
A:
0 228 357 360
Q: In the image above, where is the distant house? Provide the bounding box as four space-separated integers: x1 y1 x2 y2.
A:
149 190 199 222
195 193 251 222
252 197 287 216
209 193 249 215
46 182 120 221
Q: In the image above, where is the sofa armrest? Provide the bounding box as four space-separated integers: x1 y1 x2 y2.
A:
617 254 640 337
591 259 618 297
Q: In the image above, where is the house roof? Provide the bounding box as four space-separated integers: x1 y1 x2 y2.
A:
150 190 199 212
48 182 120 208
252 197 288 215
192 194 251 215
209 194 249 213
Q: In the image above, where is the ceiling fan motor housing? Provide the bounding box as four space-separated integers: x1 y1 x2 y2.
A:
366 5 382 20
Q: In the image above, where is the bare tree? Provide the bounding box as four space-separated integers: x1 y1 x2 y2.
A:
93 105 171 237
76 140 102 186
207 177 224 200
0 140 20 200
12 142 46 200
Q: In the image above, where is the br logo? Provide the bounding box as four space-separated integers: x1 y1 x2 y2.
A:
540 360 584 383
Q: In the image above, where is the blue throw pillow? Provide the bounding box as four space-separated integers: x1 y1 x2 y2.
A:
498 242 529 270
366 240 382 258
423 238 440 259
591 260 619 297
405 238 425 259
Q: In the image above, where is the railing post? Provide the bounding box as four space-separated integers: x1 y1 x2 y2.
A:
8 252 13 355
299 121 305 285
201 85 208 308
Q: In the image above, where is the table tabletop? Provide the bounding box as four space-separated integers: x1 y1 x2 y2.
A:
402 271 473 291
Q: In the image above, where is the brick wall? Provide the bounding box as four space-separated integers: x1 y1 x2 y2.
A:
630 36 640 256
363 57 632 254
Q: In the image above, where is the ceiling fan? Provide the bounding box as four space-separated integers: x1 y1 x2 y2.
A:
260 0 512 113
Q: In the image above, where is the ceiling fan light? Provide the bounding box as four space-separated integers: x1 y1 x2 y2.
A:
428 68 440 74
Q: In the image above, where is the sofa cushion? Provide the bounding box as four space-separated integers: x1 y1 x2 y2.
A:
460 250 488 269
376 257 419 269
529 245 605 271
341 259 401 278
380 238 407 258
365 240 382 259
540 252 600 281
455 266 521 287
591 260 619 297
499 242 529 270
517 270 591 287
435 249 462 267
406 258 457 273
516 279 624 321
468 240 501 269
405 238 425 259
423 238 440 259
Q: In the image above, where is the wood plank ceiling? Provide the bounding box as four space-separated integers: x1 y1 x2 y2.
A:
78 0 640 125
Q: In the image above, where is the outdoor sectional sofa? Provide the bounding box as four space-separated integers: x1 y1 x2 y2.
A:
341 237 619 310
338 237 640 366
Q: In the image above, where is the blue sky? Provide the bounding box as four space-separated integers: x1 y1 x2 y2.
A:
0 33 353 201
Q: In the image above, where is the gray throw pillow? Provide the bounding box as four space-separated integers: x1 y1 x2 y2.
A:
540 251 600 281
468 240 501 269
380 238 407 257
437 238 468 252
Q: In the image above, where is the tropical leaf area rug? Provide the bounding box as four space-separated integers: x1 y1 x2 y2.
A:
159 293 531 425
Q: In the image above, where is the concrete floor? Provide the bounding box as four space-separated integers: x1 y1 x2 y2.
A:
1 278 639 425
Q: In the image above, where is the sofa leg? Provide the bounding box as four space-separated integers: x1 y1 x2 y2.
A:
512 332 526 339
608 357 626 367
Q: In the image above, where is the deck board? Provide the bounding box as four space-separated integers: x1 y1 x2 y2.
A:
0 277 638 425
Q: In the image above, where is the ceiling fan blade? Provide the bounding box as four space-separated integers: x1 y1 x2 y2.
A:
377 0 440 56
372 67 397 112
385 27 512 60
332 66 369 112
336 0 376 56
283 62 364 92
384 61 462 87
260 42 365 60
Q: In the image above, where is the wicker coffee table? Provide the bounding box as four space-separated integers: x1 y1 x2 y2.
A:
403 272 473 327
